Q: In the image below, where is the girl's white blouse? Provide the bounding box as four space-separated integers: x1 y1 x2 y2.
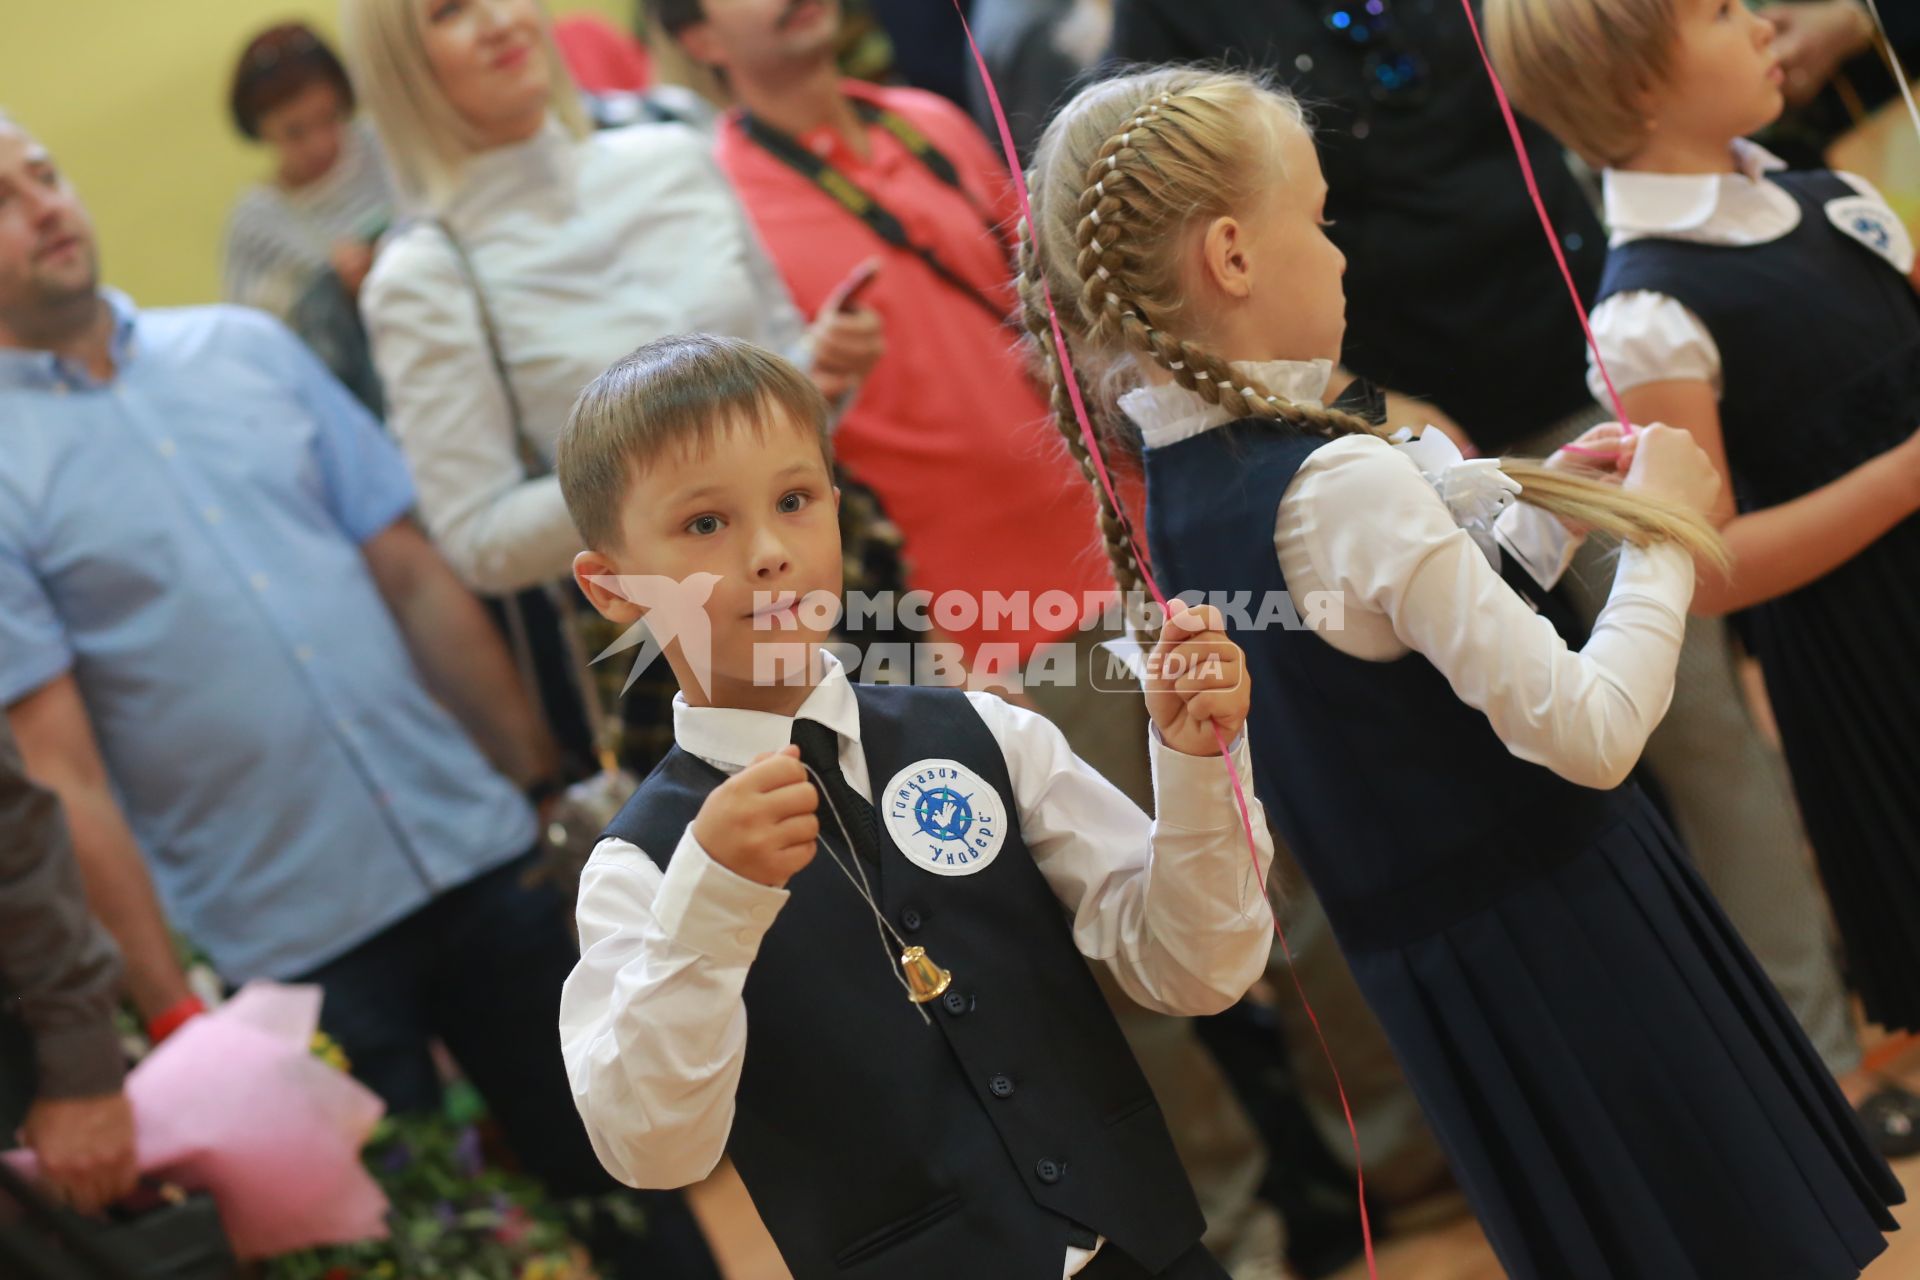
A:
1121 360 1696 789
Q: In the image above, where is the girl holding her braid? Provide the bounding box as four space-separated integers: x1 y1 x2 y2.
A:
1022 67 1903 1279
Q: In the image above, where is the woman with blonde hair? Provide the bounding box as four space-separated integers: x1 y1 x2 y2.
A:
1024 64 1901 1278
346 0 880 588
343 0 883 755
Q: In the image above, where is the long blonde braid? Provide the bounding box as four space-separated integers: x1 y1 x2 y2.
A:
1025 68 1729 574
1015 221 1151 607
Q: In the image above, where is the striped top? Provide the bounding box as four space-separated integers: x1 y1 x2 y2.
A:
222 121 395 318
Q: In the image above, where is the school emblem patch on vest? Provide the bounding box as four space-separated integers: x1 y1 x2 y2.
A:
1827 195 1916 275
881 758 1009 876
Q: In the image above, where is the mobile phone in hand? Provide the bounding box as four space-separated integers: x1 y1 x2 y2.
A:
834 259 882 313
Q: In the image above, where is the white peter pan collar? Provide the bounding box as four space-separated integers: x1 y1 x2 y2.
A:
1117 357 1334 449
673 649 863 774
1602 139 1800 249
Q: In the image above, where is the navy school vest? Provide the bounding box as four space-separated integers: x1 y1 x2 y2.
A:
604 682 1205 1280
1596 170 1920 511
1142 425 1628 955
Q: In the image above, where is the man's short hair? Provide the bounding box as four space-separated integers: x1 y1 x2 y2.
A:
558 334 833 551
644 0 707 39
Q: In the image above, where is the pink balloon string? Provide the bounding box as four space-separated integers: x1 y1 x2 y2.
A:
1455 0 1635 460
950 6 1379 1275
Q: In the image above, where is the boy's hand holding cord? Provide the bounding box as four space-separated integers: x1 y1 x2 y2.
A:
1142 601 1249 758
690 746 819 889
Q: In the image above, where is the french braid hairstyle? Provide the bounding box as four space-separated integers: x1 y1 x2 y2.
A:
1018 66 1728 605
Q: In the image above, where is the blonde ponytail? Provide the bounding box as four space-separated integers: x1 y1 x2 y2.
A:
1502 459 1729 570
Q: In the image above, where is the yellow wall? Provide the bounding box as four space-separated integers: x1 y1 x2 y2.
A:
0 0 631 307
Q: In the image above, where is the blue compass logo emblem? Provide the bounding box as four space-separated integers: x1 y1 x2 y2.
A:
912 786 974 842
1855 214 1892 253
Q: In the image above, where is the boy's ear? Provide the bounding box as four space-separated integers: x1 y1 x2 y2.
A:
575 549 646 624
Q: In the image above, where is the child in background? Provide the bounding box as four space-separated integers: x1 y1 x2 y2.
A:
1024 65 1901 1279
1490 0 1920 1043
555 334 1277 1280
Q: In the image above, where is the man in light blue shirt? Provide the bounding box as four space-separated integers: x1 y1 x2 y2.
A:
0 113 721 1277
0 279 545 982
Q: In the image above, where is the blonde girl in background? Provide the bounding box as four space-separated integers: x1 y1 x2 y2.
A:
1022 66 1902 1279
1488 0 1920 1075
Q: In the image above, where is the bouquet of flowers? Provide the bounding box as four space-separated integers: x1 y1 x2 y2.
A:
261 1083 633 1280
99 949 638 1279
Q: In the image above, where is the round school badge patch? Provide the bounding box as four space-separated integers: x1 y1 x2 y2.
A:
881 758 1008 877
1827 195 1916 275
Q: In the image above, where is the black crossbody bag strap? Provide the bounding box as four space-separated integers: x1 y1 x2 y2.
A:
427 220 619 763
737 109 1012 326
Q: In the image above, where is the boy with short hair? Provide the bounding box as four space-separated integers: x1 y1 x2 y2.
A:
556 333 1276 1280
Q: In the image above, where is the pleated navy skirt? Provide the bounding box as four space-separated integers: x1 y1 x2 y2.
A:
1749 518 1920 1033
1343 796 1902 1279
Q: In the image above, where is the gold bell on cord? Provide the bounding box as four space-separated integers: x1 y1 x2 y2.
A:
900 946 953 1003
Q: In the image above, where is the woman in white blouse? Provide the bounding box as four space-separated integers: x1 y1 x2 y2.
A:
343 0 881 594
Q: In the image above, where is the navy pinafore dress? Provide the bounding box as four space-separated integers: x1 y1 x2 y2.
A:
1145 423 1901 1278
1598 171 1920 1032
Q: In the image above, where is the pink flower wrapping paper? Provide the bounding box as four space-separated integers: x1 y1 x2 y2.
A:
6 981 389 1259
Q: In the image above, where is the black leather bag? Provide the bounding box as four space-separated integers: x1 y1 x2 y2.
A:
0 1005 237 1280
0 1162 238 1280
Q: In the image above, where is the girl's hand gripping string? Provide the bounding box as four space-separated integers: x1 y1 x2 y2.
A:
1622 423 1724 514
1554 421 1633 467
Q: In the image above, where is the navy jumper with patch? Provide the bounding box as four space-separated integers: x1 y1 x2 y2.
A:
1598 170 1920 1032
605 681 1218 1280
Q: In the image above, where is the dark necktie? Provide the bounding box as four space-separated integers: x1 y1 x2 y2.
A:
790 718 883 868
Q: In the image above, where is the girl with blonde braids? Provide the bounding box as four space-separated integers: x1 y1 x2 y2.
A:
1024 67 1902 1279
